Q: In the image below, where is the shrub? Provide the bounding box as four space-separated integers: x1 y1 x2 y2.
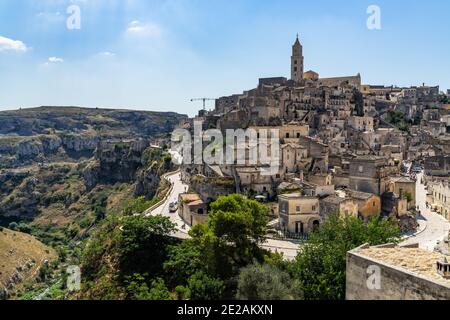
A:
8 222 18 231
186 271 225 300
290 214 400 300
236 262 303 300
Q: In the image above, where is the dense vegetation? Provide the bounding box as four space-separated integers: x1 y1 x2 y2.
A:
386 110 411 132
80 194 276 299
78 194 401 300
290 214 400 300
0 143 176 300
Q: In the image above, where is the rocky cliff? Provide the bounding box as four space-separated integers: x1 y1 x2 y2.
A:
0 107 187 168
0 106 185 299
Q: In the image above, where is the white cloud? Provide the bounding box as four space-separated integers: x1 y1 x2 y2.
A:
0 35 28 52
97 51 116 57
41 56 64 67
48 57 64 63
126 20 162 37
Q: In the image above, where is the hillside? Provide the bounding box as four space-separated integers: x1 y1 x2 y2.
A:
0 106 185 299
0 106 186 137
0 228 57 299
0 106 187 169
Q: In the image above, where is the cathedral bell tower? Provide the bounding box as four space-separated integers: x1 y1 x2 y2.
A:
291 34 304 83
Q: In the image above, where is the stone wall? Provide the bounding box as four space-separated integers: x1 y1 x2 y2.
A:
346 248 450 300
349 176 380 195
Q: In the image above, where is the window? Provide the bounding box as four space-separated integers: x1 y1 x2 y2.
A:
312 205 317 211
296 206 301 212
358 165 364 173
373 201 376 207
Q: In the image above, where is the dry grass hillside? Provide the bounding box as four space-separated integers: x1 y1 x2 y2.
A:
0 228 57 299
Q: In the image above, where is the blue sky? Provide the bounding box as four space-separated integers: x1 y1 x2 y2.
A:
0 0 449 116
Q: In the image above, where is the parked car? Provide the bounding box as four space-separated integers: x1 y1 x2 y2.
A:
169 202 178 213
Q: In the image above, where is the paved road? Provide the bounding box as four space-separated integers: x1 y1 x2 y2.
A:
401 173 450 251
260 239 300 260
144 171 191 239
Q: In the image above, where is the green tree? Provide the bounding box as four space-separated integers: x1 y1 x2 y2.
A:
404 191 413 203
125 274 172 300
236 262 303 300
119 215 176 278
164 241 204 288
189 194 269 279
123 196 159 216
290 214 400 300
186 271 225 300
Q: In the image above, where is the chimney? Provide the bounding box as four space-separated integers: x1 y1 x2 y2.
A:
437 256 450 279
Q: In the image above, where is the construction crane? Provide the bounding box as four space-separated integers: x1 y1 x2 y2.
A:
190 98 215 110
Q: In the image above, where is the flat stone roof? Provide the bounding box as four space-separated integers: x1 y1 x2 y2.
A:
349 190 377 200
179 193 202 203
321 195 348 205
354 246 450 287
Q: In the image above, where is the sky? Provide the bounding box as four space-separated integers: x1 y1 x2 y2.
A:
0 0 449 116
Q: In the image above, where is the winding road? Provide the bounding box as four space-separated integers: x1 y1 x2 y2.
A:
144 170 191 240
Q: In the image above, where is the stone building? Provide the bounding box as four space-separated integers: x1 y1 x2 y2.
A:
381 192 408 217
215 94 241 114
349 156 396 195
319 196 359 219
349 190 381 221
388 176 417 210
236 166 278 198
178 193 208 226
278 193 321 234
346 244 450 300
317 74 362 89
291 35 304 83
303 70 319 81
425 156 450 177
347 116 374 132
180 35 430 227
427 178 450 221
